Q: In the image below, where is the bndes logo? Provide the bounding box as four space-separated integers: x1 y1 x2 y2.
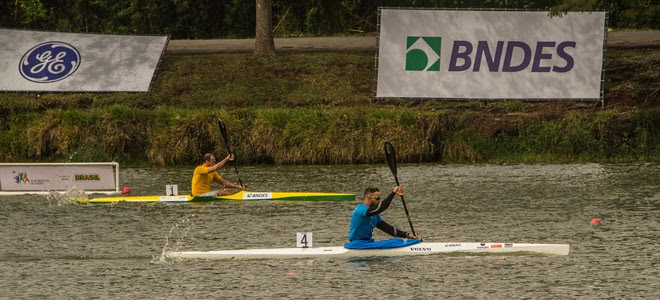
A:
243 192 272 200
405 36 442 71
406 37 575 73
449 40 575 73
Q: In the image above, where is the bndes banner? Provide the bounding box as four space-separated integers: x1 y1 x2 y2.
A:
0 163 117 192
0 29 168 92
376 10 606 100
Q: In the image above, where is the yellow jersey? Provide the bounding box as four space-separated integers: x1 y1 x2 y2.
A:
191 165 223 196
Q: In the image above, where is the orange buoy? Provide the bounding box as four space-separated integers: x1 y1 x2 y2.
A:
590 218 601 225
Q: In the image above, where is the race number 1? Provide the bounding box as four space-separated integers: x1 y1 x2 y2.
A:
296 232 313 248
166 184 178 196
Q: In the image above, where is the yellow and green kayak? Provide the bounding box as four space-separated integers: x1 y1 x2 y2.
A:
80 190 355 204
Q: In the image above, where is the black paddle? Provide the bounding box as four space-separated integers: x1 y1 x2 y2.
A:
384 141 417 238
218 118 243 188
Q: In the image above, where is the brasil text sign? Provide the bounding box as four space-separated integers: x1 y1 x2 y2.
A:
376 9 606 100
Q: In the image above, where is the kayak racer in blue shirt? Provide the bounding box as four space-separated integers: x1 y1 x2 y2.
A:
345 186 420 249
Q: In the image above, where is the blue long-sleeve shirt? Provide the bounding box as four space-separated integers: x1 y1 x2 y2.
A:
348 192 408 241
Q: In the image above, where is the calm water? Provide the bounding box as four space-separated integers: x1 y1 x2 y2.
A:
1 163 658 299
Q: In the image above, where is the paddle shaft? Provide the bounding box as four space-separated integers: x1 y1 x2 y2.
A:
218 119 243 187
392 175 416 236
384 142 416 237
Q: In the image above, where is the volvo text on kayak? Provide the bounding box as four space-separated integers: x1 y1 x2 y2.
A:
409 247 432 251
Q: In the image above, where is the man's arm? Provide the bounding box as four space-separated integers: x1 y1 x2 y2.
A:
365 192 395 217
219 177 244 189
376 220 409 238
208 154 234 172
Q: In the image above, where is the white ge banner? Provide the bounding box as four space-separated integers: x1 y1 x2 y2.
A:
0 29 168 92
376 10 606 100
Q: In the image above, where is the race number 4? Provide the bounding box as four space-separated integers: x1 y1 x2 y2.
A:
296 232 313 248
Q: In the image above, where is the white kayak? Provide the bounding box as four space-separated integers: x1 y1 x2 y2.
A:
165 242 570 260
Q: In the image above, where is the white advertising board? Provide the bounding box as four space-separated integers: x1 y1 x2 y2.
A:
0 29 168 92
376 10 606 100
0 162 119 194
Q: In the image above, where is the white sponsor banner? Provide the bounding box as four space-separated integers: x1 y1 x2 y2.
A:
376 10 606 100
0 163 117 191
0 29 168 92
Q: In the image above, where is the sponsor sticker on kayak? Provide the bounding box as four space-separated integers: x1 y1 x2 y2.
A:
158 196 188 202
410 247 432 252
243 192 273 200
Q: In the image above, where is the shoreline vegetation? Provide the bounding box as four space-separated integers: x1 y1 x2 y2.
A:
1 48 659 166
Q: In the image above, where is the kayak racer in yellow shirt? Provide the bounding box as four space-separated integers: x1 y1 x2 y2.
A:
192 153 244 196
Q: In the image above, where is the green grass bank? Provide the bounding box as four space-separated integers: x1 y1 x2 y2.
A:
1 49 659 165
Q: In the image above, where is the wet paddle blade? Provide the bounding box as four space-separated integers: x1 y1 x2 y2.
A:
218 118 232 154
384 141 399 185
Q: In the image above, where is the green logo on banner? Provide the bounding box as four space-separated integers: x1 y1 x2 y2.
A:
406 36 442 71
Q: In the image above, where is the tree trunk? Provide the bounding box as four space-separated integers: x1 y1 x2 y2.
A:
255 0 277 56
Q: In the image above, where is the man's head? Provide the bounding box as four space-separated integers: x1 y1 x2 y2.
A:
363 187 381 206
202 153 216 165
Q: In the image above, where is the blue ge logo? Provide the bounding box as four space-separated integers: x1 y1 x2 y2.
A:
19 41 81 83
405 36 441 71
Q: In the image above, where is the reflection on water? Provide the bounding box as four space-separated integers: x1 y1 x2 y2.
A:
0 162 658 299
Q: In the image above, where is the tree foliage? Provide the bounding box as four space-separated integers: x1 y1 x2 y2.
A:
1 0 658 39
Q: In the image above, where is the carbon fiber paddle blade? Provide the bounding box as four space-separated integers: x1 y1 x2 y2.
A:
384 141 398 178
218 119 228 141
